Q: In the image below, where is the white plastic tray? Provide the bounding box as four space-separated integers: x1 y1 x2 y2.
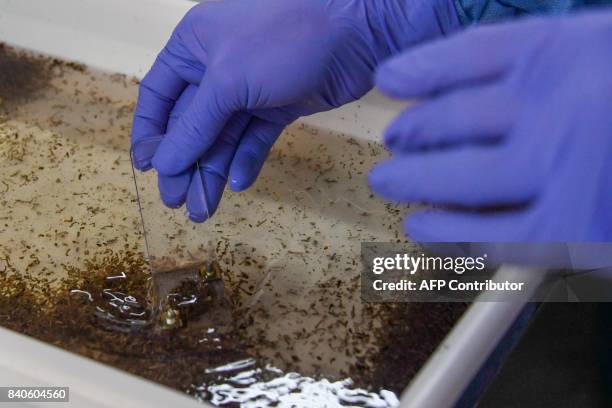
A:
0 1 543 407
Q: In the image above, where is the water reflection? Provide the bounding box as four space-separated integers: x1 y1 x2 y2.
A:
199 363 399 408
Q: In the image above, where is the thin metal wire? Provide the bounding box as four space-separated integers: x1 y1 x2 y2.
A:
129 147 152 264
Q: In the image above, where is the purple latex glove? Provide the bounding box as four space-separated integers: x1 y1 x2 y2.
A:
134 85 252 222
164 86 253 222
131 0 460 221
370 11 612 242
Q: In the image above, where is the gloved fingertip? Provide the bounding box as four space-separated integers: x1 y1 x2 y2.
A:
404 211 447 243
229 178 249 193
383 130 401 151
152 146 183 176
158 172 190 209
185 166 228 223
375 63 406 96
133 161 153 172
383 128 418 153
187 211 207 223
131 135 163 172
374 63 393 84
375 57 425 99
403 213 430 242
229 155 261 192
160 194 185 209
185 174 210 223
131 149 153 171
367 165 386 193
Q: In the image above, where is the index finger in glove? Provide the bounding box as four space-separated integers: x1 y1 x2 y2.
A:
131 38 206 171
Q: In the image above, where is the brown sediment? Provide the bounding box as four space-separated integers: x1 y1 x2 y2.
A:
357 302 468 394
0 247 465 400
0 43 52 108
0 249 252 392
0 43 89 107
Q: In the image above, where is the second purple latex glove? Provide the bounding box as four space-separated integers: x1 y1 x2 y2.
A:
370 11 612 242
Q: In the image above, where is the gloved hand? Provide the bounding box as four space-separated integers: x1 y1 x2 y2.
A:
131 0 460 221
146 85 252 222
369 11 612 242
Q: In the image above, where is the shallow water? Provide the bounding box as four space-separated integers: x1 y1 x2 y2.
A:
0 44 466 406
